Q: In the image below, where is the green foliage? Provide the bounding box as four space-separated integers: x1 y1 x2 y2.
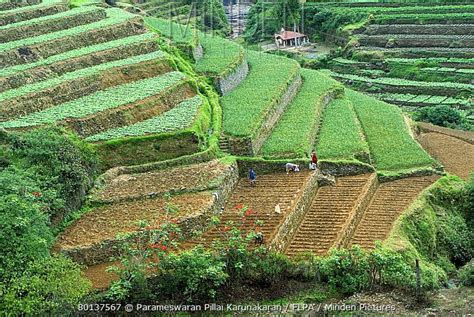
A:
244 0 280 42
196 35 244 76
0 8 135 52
145 17 197 44
1 256 91 315
0 193 53 278
388 176 473 285
413 105 470 131
0 128 94 314
221 50 300 137
151 247 228 302
0 33 158 77
374 12 474 24
86 95 203 142
1 72 186 129
262 69 343 158
0 50 167 102
316 96 370 162
2 127 98 219
458 260 474 286
348 89 435 171
319 246 370 294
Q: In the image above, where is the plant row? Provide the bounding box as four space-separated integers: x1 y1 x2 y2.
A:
0 32 158 77
0 71 186 129
86 95 203 142
0 50 166 102
348 89 435 171
316 97 370 162
0 8 135 52
261 69 343 159
221 50 300 138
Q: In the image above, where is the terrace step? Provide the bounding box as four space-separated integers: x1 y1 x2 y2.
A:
0 0 40 11
365 24 474 36
0 72 191 136
0 34 159 92
348 175 439 249
358 34 474 49
354 46 474 59
286 174 374 257
373 93 472 111
0 9 146 68
0 1 68 26
0 7 107 43
328 71 474 98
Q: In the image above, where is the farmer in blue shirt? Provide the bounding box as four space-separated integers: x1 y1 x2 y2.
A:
249 168 256 186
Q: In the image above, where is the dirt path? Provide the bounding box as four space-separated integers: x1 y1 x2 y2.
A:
418 132 474 180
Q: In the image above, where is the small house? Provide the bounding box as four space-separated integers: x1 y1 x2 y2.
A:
274 28 309 48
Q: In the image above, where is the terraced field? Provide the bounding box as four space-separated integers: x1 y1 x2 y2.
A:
187 172 313 248
323 3 474 119
417 126 474 180
286 174 375 257
349 175 439 249
0 2 212 168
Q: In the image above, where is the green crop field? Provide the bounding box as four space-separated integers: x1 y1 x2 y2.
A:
196 36 244 76
145 17 196 44
316 97 369 162
348 89 435 171
261 69 342 158
0 0 62 14
0 71 186 128
86 95 203 142
0 8 135 52
221 50 300 137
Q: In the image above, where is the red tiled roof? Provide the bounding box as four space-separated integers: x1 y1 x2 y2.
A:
275 30 307 40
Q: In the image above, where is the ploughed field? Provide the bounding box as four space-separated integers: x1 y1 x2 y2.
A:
417 124 474 180
324 3 474 120
0 1 208 168
186 171 313 248
286 174 375 257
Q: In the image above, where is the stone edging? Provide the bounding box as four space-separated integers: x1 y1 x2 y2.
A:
269 171 320 253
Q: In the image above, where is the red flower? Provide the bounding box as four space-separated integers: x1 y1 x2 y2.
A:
235 203 244 210
245 209 254 217
159 245 168 251
222 226 230 232
32 191 42 197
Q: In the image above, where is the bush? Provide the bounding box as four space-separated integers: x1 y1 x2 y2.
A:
413 105 470 130
0 256 91 315
3 127 98 223
152 247 228 302
319 246 370 294
458 260 474 286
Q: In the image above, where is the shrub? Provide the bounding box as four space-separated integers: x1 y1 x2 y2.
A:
5 127 98 220
151 247 228 302
0 256 91 315
413 105 469 130
319 246 370 294
458 260 474 286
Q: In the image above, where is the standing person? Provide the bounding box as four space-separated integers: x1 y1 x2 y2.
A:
249 168 257 186
310 151 318 170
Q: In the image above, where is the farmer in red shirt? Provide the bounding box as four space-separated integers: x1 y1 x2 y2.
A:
310 151 318 170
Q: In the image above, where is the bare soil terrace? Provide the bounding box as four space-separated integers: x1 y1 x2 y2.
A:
56 192 214 250
92 159 232 203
